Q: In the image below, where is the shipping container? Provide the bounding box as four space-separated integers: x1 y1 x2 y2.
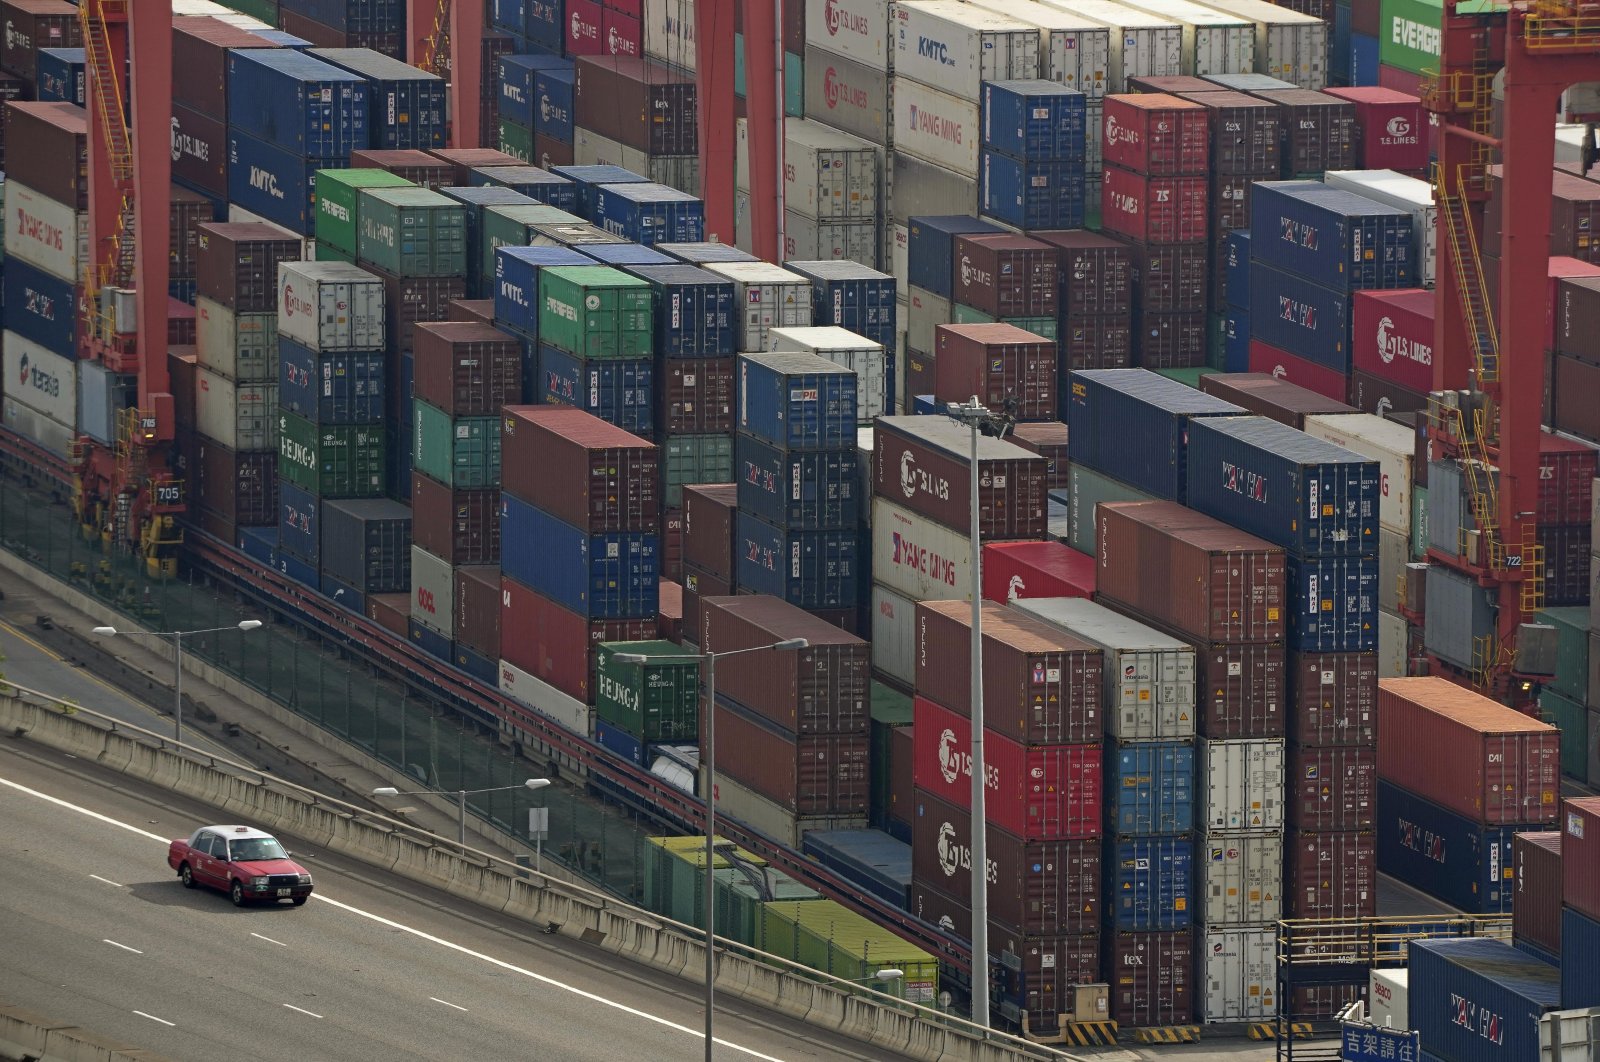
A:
194 438 278 529
1102 93 1210 177
657 356 735 436
1107 836 1193 930
870 495 975 603
592 182 706 245
0 1 80 85
468 166 579 211
1193 831 1283 927
1323 170 1436 289
500 575 655 702
1107 739 1196 835
538 347 654 435
573 57 698 156
1195 373 1356 430
278 479 322 565
890 76 981 177
171 104 230 199
906 217 1007 301
1409 938 1560 1062
1287 744 1375 830
704 263 812 352
536 264 653 358
492 245 594 339
1251 182 1415 292
950 235 1059 320
873 415 1048 540
277 413 385 497
765 326 888 422
1376 779 1539 915
593 640 699 742
869 583 916 686
195 366 274 451
276 260 385 353
411 403 500 489
1562 906 1600 1009
682 483 738 581
1199 927 1275 1022
1196 737 1285 832
353 186 467 278
500 405 659 532
1103 929 1193 1027
1006 421 1069 490
411 322 521 417
499 493 658 620
734 514 859 609
627 264 736 357
739 351 859 451
1564 797 1600 923
4 179 86 284
980 541 1095 604
310 47 447 150
786 259 898 351
1101 166 1209 244
227 48 370 157
277 340 385 425
980 79 1087 164
409 473 498 565
498 655 595 737
1289 650 1377 747
735 434 857 532
320 498 411 594
715 698 868 815
1 255 75 357
930 324 1056 421
758 898 938 1002
4 103 86 212
1067 462 1162 554
1284 828 1375 918
891 1 1039 101
349 148 454 187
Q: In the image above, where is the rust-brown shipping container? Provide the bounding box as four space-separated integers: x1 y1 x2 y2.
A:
425 147 523 185
1128 75 1216 93
1194 641 1286 738
914 599 1103 745
1102 930 1194 1028
1563 797 1600 923
1287 745 1375 830
699 595 868 735
888 723 915 834
659 507 684 583
1287 984 1365 1021
4 102 85 210
410 472 499 565
1096 500 1287 644
532 133 574 170
500 406 659 532
680 564 731 646
172 17 275 120
1552 353 1600 442
169 348 199 428
713 698 868 815
1347 367 1429 418
682 483 738 582
1284 829 1376 918
500 574 655 701
1123 241 1207 314
170 104 229 200
1175 90 1284 175
1554 276 1600 364
0 0 80 85
275 9 404 56
1512 830 1562 958
659 356 735 434
1376 677 1560 825
1247 89 1358 176
348 148 454 188
1209 172 1259 244
1032 229 1133 317
1198 372 1358 428
952 234 1059 319
196 223 303 313
874 416 1048 540
657 579 683 643
365 592 411 639
447 298 498 325
573 57 698 156
1132 311 1207 370
933 323 1057 422
910 788 1101 934
1288 651 1378 747
169 184 213 281
453 565 501 659
370 267 467 359
169 298 198 348
1008 421 1069 491
904 347 937 399
411 322 522 417
194 436 277 529
1538 521 1591 606
1059 315 1134 371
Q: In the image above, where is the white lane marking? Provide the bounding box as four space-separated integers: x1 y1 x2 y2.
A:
0 775 790 1062
251 932 287 947
90 874 124 888
430 997 468 1012
283 1004 324 1019
134 1011 176 1026
103 939 143 954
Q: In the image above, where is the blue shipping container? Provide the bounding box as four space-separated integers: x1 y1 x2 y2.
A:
1350 34 1380 87
227 49 371 159
1066 368 1245 502
453 642 499 686
237 525 279 568
1224 230 1251 310
534 66 576 144
980 79 1087 162
627 264 736 356
498 493 659 619
490 0 529 37
1185 415 1382 557
497 54 570 130
468 165 579 211
320 570 366 614
309 48 448 150
34 47 84 106
278 339 386 426
227 132 325 235
408 616 453 661
802 829 913 912
1107 837 1193 931
735 433 858 531
1409 937 1559 1062
656 241 760 265
1106 740 1195 836
906 216 1005 300
596 718 648 766
737 352 859 451
494 244 593 338
1221 310 1251 372
278 479 321 565
537 346 655 435
735 513 859 609
1248 260 1353 371
911 394 940 415
1250 182 1415 293
551 164 649 219
1374 780 1533 915
278 0 405 33
787 260 898 350
591 183 707 246
1331 0 1352 83
1288 553 1379 652
3 256 76 356
1563 906 1600 1008
582 242 675 268
253 30 314 48
980 153 1085 231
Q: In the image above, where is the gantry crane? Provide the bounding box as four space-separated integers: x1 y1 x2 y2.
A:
70 0 181 577
1423 0 1600 708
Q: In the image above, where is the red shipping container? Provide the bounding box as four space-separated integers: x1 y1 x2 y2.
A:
873 416 1048 540
376 272 468 359
1032 230 1133 317
1288 651 1378 747
1193 642 1287 739
1122 241 1207 314
1553 353 1600 442
1376 677 1561 825
602 8 643 56
659 356 735 434
1209 171 1261 238
4 102 85 211
0 0 79 84
1544 258 1600 356
1350 288 1434 396
1102 94 1210 177
657 579 683 643
1285 829 1376 918
915 599 1104 745
1101 166 1209 245
411 472 500 565
910 787 1101 933
195 223 303 313
411 322 522 416
365 593 411 640
1538 521 1591 606
1059 315 1134 370
426 147 523 186
888 722 915 832
348 149 455 188
1563 798 1600 922
448 299 498 325
680 564 732 644
1538 431 1598 525
1512 830 1562 957
172 17 275 120
981 540 1096 604
698 595 869 735
1287 745 1376 830
1347 368 1429 418
454 565 502 658
682 483 738 581
1127 75 1215 93
659 507 683 582
912 696 1103 841
713 698 868 815
951 234 1059 318
1007 421 1068 489
1247 340 1349 403
1198 372 1357 429
533 134 576 170
500 406 659 532
500 575 654 701
1321 86 1427 172
169 184 214 281
1248 90 1358 176
169 299 197 348
1133 310 1207 368
933 323 1056 421
566 0 606 54
1102 930 1194 1027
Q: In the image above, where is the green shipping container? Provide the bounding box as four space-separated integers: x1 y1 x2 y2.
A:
538 266 654 358
1411 486 1429 561
735 40 805 118
595 640 701 743
1378 0 1439 75
316 169 415 259
948 302 1057 340
640 836 822 945
663 434 734 507
220 0 279 24
278 413 386 497
499 120 533 163
868 682 912 830
314 242 355 264
1536 606 1590 703
480 203 584 293
356 187 469 278
412 401 501 489
759 900 939 1003
1540 687 1589 781
1154 366 1218 390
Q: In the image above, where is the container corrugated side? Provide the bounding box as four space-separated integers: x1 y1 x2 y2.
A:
1409 938 1560 1062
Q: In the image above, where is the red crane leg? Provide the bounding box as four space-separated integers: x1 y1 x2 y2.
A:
82 8 126 362
741 0 781 260
405 0 434 66
697 0 736 243
130 0 172 411
450 0 483 148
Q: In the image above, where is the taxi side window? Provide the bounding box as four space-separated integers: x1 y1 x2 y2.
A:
197 833 221 857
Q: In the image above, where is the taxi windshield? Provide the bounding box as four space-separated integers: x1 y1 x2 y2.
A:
227 837 289 862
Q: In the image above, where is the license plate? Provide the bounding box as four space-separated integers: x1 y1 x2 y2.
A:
277 887 291 896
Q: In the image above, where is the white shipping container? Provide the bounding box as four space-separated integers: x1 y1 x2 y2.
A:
1011 597 1197 740
782 211 881 270
784 119 883 220
871 496 974 602
3 331 77 427
1379 526 1406 613
4 180 87 283
871 582 917 684
2 396 72 457
1200 927 1277 1023
891 151 979 221
907 285 953 353
1197 737 1286 833
1085 97 1103 173
704 262 813 352
806 0 894 70
1379 608 1407 678
891 1 1041 102
196 296 279 383
1368 969 1409 1030
804 46 893 145
1302 413 1414 536
276 261 386 352
1121 0 1255 76
498 657 595 739
410 544 456 638
1323 169 1438 289
1190 0 1325 88
964 0 1111 97
643 0 698 69
194 365 276 451
575 126 629 167
890 222 909 298
733 190 754 255
1042 0 1181 92
892 77 981 176
768 325 889 420
1195 832 1284 928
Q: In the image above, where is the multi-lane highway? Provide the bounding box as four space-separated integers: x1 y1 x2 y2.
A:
0 736 920 1062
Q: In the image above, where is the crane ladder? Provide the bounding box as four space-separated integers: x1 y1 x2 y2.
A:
77 0 136 327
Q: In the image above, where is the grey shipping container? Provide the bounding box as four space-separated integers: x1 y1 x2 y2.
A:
1422 564 1497 671
320 498 413 594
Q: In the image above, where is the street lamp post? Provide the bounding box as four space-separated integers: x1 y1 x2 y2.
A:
373 778 551 850
611 636 808 1062
92 619 264 744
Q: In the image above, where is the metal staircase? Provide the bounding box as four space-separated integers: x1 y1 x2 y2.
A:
78 0 136 313
420 0 452 78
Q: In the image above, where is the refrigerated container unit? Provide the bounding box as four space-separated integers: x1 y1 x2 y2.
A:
766 326 888 423
1045 0 1182 93
1192 832 1283 927
1193 1 1327 89
705 263 813 352
1195 737 1285 832
1120 0 1255 76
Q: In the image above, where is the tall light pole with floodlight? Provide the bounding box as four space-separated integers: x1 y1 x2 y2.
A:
92 619 264 744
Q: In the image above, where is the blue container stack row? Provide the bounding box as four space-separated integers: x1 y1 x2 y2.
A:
979 80 1087 232
496 54 577 165
310 48 448 151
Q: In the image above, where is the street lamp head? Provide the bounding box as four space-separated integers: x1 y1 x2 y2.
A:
772 638 808 652
875 969 905 981
524 778 551 791
92 626 117 636
610 652 650 665
372 787 401 796
237 620 263 631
